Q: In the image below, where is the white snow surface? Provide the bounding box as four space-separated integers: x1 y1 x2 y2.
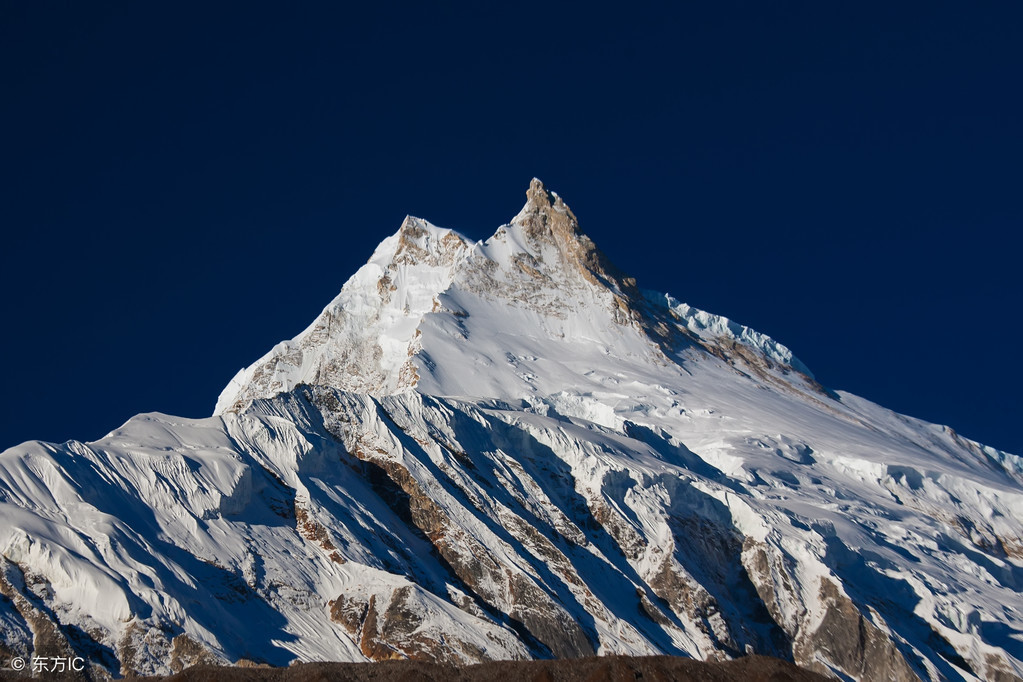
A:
1 179 1020 680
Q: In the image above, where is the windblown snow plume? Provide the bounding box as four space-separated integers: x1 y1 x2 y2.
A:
1 180 1021 681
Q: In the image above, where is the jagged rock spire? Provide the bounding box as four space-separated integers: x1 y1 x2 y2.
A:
525 177 555 209
514 177 585 254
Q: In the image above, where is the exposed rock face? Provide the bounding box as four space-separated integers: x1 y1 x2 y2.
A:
118 622 224 678
0 558 110 680
1 180 1022 680
796 579 921 682
315 388 595 660
516 178 631 294
169 634 221 674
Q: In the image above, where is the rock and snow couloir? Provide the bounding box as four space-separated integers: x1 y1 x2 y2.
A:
1 180 1022 680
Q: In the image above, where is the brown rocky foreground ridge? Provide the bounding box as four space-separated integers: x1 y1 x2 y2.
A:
135 655 828 682
0 655 830 681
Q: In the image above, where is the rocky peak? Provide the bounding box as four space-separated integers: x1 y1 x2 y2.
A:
215 179 797 414
523 177 567 212
391 216 471 268
506 179 640 309
515 178 582 249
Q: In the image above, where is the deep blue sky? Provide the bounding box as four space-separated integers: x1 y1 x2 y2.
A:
2 2 1020 455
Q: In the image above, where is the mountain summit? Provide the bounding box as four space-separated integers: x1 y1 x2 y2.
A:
217 178 813 413
2 182 1021 680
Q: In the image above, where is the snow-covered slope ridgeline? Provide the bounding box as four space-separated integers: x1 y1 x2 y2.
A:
1 180 1021 681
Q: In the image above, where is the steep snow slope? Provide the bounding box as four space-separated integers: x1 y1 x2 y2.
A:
215 217 471 414
1 180 1021 681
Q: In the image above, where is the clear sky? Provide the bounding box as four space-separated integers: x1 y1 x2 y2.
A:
2 2 1020 455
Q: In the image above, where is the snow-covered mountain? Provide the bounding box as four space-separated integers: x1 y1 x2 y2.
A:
2 180 1021 681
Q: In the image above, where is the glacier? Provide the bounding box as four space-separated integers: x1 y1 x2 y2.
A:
1 179 1020 680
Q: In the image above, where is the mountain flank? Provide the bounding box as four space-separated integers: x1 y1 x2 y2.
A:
1 180 1021 681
